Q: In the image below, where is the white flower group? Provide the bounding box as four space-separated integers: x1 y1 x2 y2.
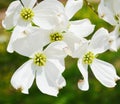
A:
2 0 120 96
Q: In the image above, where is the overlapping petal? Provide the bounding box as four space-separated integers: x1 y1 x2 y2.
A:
12 28 49 57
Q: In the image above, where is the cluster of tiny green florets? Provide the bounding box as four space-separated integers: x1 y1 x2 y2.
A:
20 8 34 21
50 32 63 42
83 51 95 64
33 53 47 66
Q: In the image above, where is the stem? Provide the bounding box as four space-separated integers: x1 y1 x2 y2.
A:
19 0 24 7
84 0 98 15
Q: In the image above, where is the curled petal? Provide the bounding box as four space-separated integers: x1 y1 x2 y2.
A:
77 59 89 91
11 60 35 94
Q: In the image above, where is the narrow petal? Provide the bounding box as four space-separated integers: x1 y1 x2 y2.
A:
11 60 35 94
44 41 67 59
69 19 95 38
21 0 37 8
65 0 83 19
77 59 89 91
89 28 109 54
90 59 120 88
13 28 50 57
36 68 59 96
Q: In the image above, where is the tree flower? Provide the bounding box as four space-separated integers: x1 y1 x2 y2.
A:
98 0 120 51
73 28 120 91
2 0 66 30
11 41 67 96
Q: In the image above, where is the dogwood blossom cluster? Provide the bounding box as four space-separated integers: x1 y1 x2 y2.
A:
2 0 120 96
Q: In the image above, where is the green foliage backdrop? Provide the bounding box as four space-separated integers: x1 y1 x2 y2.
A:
0 0 120 104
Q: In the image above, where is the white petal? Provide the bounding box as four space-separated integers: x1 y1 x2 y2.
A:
69 19 95 38
2 1 21 30
46 59 65 73
33 14 59 30
44 41 67 59
65 0 83 19
33 0 66 29
98 0 117 25
44 60 66 87
113 0 120 14
90 59 120 88
7 26 26 53
21 0 37 8
117 38 120 49
56 75 66 89
5 1 21 15
89 28 109 54
72 40 88 58
34 0 64 13
64 32 82 56
2 13 15 30
11 60 35 94
36 68 59 96
109 26 119 51
77 59 89 91
13 28 49 57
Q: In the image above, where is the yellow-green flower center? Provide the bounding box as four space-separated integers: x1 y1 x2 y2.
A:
83 51 95 64
20 8 34 21
33 53 47 66
50 32 63 42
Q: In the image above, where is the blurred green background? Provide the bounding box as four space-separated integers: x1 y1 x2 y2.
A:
0 0 120 104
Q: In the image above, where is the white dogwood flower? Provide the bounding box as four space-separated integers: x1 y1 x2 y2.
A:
98 0 120 50
73 28 120 91
11 41 67 96
2 0 65 30
25 18 95 56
